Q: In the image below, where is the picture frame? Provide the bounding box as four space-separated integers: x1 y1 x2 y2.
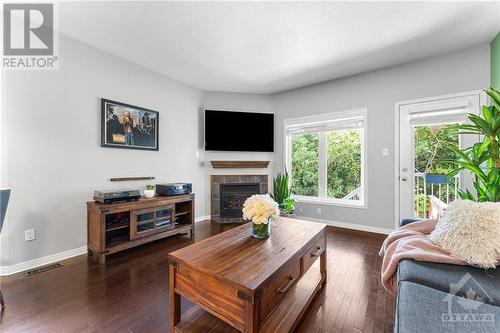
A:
101 98 159 151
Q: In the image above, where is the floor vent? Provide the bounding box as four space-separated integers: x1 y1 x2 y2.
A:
25 263 63 277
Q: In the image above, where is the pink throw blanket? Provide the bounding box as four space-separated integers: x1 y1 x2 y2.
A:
379 219 466 295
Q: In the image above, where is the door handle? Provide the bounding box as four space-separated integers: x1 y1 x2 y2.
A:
401 177 408 182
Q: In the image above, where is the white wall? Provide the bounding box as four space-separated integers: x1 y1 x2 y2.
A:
273 44 491 232
0 35 205 267
202 91 276 214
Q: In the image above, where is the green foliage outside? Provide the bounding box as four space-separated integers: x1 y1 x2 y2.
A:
414 193 430 218
326 129 361 198
291 133 319 196
290 129 362 200
413 125 459 217
413 124 459 217
414 125 459 174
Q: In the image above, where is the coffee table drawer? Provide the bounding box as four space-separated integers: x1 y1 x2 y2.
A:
259 258 301 322
301 235 326 274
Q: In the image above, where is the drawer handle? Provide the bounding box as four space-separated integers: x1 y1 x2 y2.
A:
310 246 323 257
277 276 295 294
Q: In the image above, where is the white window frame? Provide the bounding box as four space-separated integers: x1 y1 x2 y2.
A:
284 108 368 209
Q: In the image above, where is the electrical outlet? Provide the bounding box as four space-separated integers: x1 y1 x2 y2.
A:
25 229 36 242
316 207 322 216
382 148 389 156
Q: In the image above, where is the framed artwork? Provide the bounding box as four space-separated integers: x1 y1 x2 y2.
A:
101 98 159 151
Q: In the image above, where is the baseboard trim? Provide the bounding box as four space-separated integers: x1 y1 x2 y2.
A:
195 215 211 223
295 216 393 235
0 246 87 276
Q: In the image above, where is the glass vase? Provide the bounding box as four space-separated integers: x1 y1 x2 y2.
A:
252 218 272 239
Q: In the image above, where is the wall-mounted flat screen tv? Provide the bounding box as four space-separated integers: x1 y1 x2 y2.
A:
205 110 274 152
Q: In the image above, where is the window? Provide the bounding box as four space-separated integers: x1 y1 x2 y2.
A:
285 109 367 207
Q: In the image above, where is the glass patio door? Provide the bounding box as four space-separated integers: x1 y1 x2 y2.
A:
398 92 481 221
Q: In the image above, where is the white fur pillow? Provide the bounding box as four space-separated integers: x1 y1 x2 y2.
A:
429 200 500 268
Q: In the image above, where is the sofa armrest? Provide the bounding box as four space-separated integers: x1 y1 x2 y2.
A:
399 217 423 227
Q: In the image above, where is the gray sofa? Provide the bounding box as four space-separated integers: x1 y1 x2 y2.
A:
394 219 500 333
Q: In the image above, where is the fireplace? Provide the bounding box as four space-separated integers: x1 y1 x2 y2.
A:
220 183 260 218
211 175 268 223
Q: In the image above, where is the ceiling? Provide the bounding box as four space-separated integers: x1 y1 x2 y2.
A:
59 1 500 94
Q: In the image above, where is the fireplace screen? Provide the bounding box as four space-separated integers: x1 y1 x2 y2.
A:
220 183 260 218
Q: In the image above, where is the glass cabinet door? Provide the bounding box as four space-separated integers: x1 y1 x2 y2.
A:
136 211 155 232
155 208 173 228
131 205 174 239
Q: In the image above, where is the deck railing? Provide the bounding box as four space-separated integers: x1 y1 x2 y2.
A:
414 172 459 218
343 187 361 200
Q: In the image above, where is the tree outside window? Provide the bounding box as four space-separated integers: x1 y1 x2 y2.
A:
326 129 362 199
291 133 319 197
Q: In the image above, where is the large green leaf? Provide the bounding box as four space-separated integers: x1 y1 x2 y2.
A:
441 87 499 202
457 188 476 201
485 88 500 110
468 114 493 137
444 167 463 182
472 182 488 202
482 105 492 123
476 138 492 156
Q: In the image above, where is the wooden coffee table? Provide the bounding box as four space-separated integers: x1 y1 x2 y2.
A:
168 217 327 333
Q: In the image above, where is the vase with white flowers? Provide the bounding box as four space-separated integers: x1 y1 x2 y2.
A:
242 194 279 239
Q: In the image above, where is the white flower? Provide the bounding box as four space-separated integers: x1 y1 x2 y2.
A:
242 194 279 224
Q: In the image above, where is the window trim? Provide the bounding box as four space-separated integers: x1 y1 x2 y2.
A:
284 108 368 209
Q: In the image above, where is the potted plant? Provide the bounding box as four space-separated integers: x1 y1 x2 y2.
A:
272 169 296 216
282 197 296 216
242 194 279 239
442 87 499 202
144 184 155 199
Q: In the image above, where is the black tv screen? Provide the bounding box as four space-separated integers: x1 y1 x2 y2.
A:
205 110 274 152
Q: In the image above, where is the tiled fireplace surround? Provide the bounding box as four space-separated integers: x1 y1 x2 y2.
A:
210 174 269 223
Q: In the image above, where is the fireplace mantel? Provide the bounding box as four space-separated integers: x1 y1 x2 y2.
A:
210 160 270 169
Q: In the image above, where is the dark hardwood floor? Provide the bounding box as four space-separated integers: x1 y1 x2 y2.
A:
0 220 394 333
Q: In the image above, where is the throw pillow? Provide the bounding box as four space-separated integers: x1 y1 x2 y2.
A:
429 200 500 268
